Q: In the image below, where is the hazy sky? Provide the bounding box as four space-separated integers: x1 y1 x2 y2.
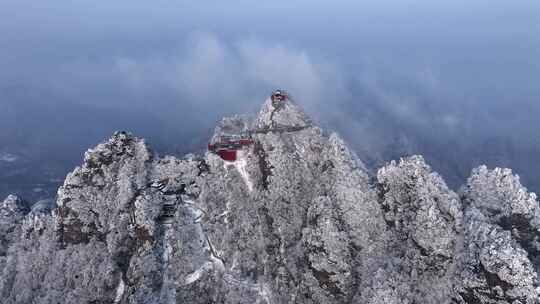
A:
1 0 540 190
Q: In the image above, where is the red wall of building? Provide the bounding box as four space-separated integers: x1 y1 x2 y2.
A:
217 149 237 161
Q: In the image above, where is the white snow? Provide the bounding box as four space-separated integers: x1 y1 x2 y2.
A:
278 227 286 255
184 202 205 223
184 268 204 285
223 273 254 288
209 248 225 272
206 237 225 272
184 198 230 283
182 195 195 205
184 269 204 285
230 256 239 272
259 284 273 304
183 262 213 285
221 150 253 192
222 273 273 304
114 278 125 303
233 151 253 192
221 196 232 224
162 228 173 263
191 208 204 222
215 210 230 223
223 162 233 171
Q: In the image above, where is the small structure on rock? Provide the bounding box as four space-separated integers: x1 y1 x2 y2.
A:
208 134 254 161
271 89 288 107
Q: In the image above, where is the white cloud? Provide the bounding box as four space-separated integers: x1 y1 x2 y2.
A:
107 33 346 119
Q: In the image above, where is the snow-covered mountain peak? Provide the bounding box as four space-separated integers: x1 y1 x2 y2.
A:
0 95 539 304
254 95 312 130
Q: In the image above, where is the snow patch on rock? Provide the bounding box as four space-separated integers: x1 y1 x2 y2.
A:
114 278 125 304
221 150 253 192
183 262 213 285
234 151 253 192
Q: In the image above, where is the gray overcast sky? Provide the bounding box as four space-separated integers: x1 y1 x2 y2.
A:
1 0 539 106
1 0 540 190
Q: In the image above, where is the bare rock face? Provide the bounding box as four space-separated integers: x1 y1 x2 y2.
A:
0 97 539 304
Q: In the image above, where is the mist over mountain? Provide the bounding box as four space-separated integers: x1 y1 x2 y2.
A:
1 1 540 200
2 1 540 303
1 97 539 303
2 67 540 201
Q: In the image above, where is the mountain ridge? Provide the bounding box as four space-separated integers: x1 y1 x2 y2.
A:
0 96 539 303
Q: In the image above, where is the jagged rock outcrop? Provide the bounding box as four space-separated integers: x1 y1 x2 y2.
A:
356 156 463 304
0 96 538 303
456 167 540 303
0 195 29 265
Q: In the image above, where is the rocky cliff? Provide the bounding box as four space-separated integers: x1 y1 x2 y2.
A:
1 97 539 303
